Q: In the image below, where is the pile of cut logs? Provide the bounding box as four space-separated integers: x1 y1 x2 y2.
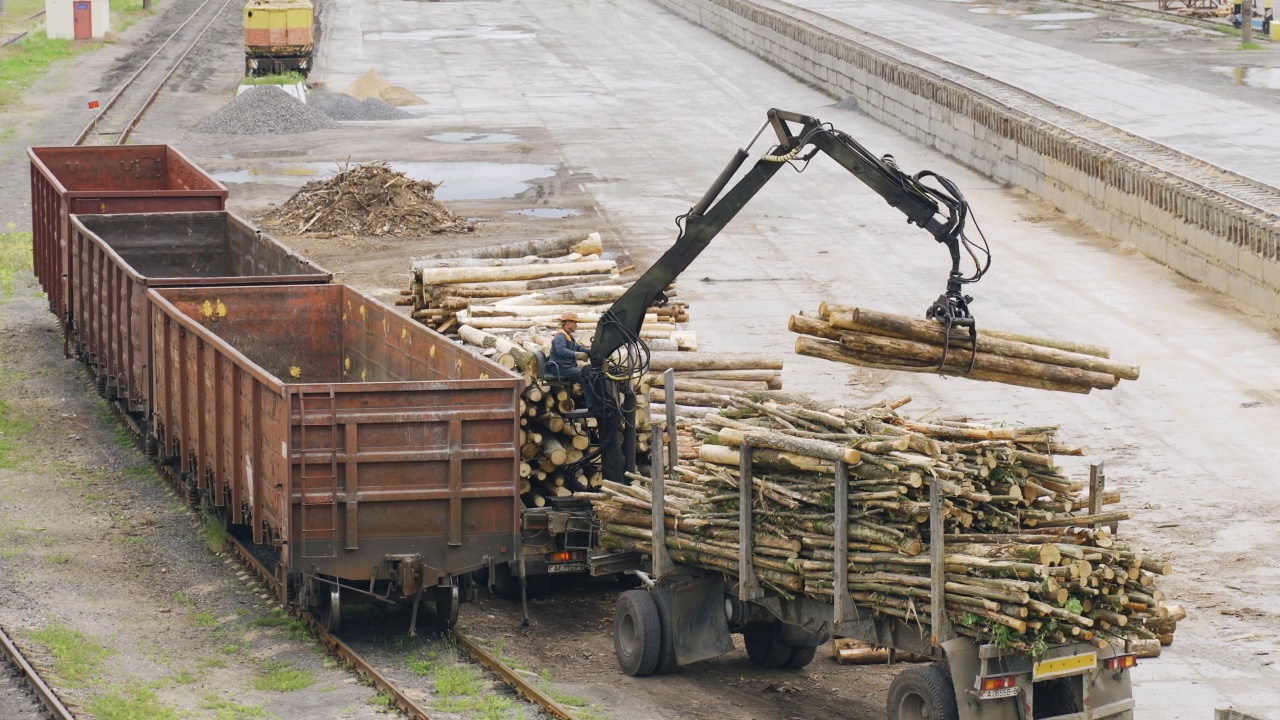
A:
593 393 1179 655
404 232 786 508
791 304 1140 394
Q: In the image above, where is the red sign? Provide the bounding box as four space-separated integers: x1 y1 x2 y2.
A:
87 100 99 109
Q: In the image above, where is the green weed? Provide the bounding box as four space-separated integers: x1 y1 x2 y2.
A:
0 230 32 301
48 554 70 565
201 692 271 719
367 690 398 711
175 668 197 685
201 510 230 554
240 71 307 86
250 610 289 628
28 622 111 685
194 611 217 628
108 0 156 34
251 660 315 692
0 396 32 469
87 683 182 720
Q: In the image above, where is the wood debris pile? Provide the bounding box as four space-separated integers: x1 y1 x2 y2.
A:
791 304 1140 394
593 394 1179 656
262 162 474 237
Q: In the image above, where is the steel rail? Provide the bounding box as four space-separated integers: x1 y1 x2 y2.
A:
451 630 579 720
0 624 75 720
72 0 233 146
768 0 1280 218
134 429 581 720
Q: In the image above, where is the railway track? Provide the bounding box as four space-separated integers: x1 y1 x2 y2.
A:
0 625 74 720
105 403 580 720
779 0 1280 217
73 0 235 146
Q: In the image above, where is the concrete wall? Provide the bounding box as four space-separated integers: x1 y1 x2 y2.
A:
649 0 1280 317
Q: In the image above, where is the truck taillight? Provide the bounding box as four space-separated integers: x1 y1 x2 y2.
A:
551 551 573 562
980 675 1017 692
1105 655 1137 670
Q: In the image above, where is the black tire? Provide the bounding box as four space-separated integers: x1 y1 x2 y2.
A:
785 644 817 669
887 663 959 720
489 563 521 601
1033 677 1081 717
614 590 662 677
744 622 791 669
650 591 678 675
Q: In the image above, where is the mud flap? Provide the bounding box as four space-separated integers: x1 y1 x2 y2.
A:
670 576 734 665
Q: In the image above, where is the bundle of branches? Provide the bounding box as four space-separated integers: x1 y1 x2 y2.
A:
593 394 1178 656
262 162 474 237
791 304 1140 394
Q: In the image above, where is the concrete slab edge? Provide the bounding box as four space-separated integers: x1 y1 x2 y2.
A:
1217 709 1274 720
648 0 1280 316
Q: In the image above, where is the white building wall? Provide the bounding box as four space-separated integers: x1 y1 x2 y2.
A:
44 0 109 39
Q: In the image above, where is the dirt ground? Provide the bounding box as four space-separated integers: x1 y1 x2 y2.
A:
2 0 1280 718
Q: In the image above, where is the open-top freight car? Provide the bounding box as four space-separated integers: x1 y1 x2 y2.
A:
29 146 228 343
148 284 524 630
68 212 329 414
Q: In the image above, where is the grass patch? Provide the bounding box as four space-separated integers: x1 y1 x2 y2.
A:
1240 41 1265 49
285 616 313 641
251 660 315 692
87 683 182 720
201 693 271 719
249 610 289 628
201 510 230 554
0 34 81 107
367 690 398 711
28 621 111 685
0 395 33 470
175 668 198 685
241 71 307 86
109 0 156 34
48 554 71 565
194 611 218 628
0 230 33 301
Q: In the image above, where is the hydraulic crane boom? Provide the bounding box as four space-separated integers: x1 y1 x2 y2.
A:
581 108 991 482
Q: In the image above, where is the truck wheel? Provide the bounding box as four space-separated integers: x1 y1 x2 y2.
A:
650 591 678 675
887 663 959 720
785 645 817 669
744 622 791 669
614 590 662 677
490 563 521 600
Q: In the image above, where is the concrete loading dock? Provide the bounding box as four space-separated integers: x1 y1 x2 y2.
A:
303 0 1280 717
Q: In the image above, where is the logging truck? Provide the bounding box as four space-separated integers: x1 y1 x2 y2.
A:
579 109 1137 718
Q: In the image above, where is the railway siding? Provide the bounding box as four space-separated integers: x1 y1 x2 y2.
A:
650 0 1280 316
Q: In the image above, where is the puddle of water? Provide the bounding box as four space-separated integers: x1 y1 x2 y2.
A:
969 6 1021 15
210 161 557 201
365 27 533 41
1018 11 1097 20
1029 23 1069 30
428 132 521 144
1212 65 1280 89
508 208 583 219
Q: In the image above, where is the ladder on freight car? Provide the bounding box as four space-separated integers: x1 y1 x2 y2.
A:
297 389 340 558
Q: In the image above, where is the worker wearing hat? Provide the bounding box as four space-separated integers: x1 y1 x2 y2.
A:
547 312 593 405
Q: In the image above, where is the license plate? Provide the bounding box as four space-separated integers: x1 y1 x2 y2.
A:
979 687 1020 700
547 562 586 574
1033 651 1097 681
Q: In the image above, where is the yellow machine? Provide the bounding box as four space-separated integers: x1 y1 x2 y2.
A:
243 0 314 76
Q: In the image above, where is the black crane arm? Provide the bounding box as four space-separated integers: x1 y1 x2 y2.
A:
588 108 988 371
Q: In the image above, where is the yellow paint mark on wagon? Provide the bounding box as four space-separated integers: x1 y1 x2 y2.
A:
289 366 301 379
479 372 489 380
430 345 437 359
344 357 351 371
455 358 462 372
361 369 367 382
401 327 408 340
359 305 367 321
201 300 213 318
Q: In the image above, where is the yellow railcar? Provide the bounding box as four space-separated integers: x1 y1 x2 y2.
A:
243 0 314 76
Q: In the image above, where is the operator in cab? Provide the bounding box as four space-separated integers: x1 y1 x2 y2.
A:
547 312 593 405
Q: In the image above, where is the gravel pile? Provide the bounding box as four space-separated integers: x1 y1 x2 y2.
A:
195 86 339 134
309 91 411 121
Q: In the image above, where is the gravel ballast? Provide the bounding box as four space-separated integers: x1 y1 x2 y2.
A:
196 86 339 134
309 91 412 121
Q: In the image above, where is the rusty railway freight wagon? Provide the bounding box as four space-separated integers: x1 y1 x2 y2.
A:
29 146 228 342
67 212 329 414
148 284 524 631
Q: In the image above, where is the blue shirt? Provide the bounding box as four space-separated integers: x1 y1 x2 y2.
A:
549 328 589 368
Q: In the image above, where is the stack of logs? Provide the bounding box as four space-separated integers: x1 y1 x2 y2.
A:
405 232 788 508
593 393 1180 656
791 304 1140 394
